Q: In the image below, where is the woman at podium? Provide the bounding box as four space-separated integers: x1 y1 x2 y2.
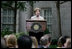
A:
31 8 44 20
30 8 45 44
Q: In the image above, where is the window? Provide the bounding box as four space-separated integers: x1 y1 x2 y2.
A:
3 9 7 15
2 25 7 31
1 9 14 32
7 25 14 31
3 16 7 23
41 8 52 32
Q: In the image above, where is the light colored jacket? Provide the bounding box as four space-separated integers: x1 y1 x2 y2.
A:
31 15 44 20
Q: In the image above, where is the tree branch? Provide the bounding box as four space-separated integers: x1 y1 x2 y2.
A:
60 1 69 4
1 3 15 10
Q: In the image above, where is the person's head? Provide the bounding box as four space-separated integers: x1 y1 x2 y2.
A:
64 38 71 48
40 34 51 47
6 34 17 48
4 35 9 41
17 35 32 48
57 36 70 47
34 8 41 16
31 36 38 48
1 37 7 48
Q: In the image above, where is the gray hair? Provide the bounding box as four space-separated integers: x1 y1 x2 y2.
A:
40 34 51 45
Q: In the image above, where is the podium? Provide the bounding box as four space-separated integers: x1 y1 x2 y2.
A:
26 20 47 42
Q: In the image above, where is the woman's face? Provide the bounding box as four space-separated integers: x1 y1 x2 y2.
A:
35 10 40 16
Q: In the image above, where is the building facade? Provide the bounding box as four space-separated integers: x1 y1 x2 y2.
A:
1 1 71 39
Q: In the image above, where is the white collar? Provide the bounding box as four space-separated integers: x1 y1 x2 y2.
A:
35 15 41 17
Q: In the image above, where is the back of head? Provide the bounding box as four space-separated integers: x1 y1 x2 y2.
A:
57 36 70 47
40 34 51 46
4 35 9 42
64 38 71 48
31 36 38 48
17 35 32 48
6 34 17 48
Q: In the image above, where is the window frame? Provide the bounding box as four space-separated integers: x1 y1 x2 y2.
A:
1 9 14 32
41 7 53 33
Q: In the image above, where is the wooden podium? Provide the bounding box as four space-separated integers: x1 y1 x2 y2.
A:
26 20 47 33
26 20 47 42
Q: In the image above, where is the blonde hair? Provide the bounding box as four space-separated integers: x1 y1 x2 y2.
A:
6 34 17 48
31 36 38 48
34 8 41 13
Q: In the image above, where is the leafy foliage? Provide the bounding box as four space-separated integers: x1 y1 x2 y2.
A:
1 1 38 11
44 28 50 34
15 32 24 38
1 27 13 37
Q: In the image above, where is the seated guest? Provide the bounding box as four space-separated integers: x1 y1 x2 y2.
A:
57 36 70 48
64 37 71 48
4 35 9 43
31 36 38 48
6 34 18 48
39 34 51 48
17 35 32 48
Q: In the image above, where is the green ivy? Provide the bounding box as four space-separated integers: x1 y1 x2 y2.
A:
49 45 57 48
44 28 50 34
15 32 29 39
1 27 13 37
